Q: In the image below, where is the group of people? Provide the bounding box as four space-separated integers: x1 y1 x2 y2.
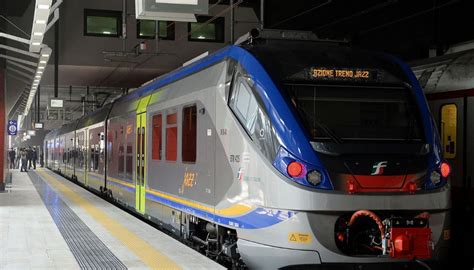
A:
8 146 39 172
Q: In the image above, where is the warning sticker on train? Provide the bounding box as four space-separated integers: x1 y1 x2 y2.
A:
288 232 312 244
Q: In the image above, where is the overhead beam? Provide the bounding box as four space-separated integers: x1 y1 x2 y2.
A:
0 44 39 58
0 54 37 66
6 60 36 74
0 32 30 45
6 66 33 79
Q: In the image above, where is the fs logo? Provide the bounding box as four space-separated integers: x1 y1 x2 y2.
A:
371 161 388 175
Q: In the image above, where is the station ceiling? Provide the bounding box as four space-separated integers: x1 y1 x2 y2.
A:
4 0 473 61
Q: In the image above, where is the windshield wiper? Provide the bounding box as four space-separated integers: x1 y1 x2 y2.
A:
291 97 343 144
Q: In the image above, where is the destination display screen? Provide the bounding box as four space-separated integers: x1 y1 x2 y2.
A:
310 67 377 81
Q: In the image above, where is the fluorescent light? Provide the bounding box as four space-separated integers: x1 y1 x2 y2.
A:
40 60 46 64
37 70 43 74
36 20 46 24
33 32 43 36
38 4 50 9
38 66 45 69
155 0 198 4
35 76 41 78
102 31 111 34
41 53 50 57
197 35 205 39
32 42 41 45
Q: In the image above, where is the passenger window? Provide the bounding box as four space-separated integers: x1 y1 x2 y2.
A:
440 104 457 159
166 111 178 161
232 78 258 133
182 105 197 163
152 114 162 160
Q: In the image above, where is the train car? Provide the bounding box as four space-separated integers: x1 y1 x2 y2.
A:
45 30 450 269
412 48 474 202
412 47 474 264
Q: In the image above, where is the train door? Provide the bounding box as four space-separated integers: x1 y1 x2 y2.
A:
135 96 151 214
84 128 89 186
428 98 464 193
467 97 474 198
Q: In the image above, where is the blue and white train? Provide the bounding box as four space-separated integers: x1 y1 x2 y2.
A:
45 30 450 269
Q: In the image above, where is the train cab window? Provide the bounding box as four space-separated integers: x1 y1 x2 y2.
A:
166 111 178 161
231 77 258 133
440 104 457 159
152 114 162 160
182 105 197 163
229 74 279 161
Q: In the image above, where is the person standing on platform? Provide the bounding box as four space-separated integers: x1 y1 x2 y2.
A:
20 148 28 172
8 148 16 169
32 146 37 170
16 148 21 169
27 146 33 170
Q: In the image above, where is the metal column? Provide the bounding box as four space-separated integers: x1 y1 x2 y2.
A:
37 85 40 122
230 0 235 43
54 18 59 98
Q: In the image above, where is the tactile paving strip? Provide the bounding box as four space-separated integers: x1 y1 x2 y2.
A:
29 172 128 270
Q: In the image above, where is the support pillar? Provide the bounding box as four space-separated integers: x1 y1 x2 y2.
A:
0 69 5 191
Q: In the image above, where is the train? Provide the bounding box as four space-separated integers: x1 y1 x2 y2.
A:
411 46 474 266
44 29 450 269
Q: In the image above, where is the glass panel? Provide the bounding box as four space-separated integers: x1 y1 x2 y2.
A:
234 80 258 133
166 112 178 161
118 145 124 174
190 23 216 40
158 21 168 38
152 114 162 160
441 104 457 159
86 16 118 35
286 84 424 142
138 20 155 38
138 20 172 39
182 106 197 162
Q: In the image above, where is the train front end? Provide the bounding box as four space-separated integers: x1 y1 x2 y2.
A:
230 36 450 268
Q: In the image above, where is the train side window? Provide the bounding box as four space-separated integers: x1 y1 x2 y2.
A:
152 114 162 160
182 105 197 163
166 111 178 161
440 104 457 159
231 77 258 133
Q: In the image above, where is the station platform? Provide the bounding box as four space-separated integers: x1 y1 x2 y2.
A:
0 169 225 270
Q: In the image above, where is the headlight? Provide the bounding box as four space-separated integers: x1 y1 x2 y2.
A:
430 170 441 185
440 162 451 178
287 161 304 178
306 170 322 186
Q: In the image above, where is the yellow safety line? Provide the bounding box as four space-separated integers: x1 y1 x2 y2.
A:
36 169 181 270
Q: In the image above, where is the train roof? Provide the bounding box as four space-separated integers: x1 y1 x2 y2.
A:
76 103 112 130
241 39 409 86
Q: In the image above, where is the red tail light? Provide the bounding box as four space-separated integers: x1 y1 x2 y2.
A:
440 162 451 178
408 182 417 194
348 180 356 194
287 161 303 177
